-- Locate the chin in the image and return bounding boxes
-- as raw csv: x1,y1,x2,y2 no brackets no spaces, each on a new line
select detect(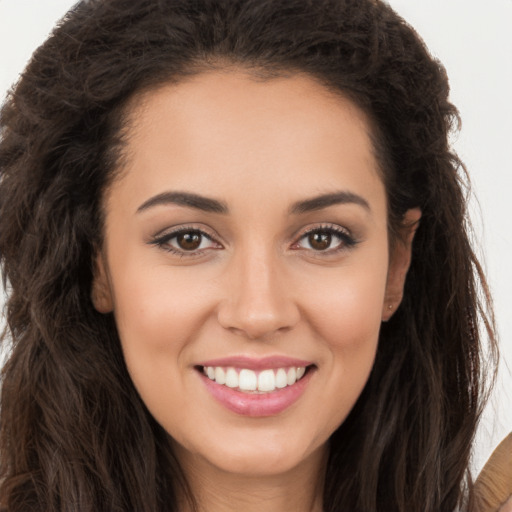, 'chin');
172,428,326,479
